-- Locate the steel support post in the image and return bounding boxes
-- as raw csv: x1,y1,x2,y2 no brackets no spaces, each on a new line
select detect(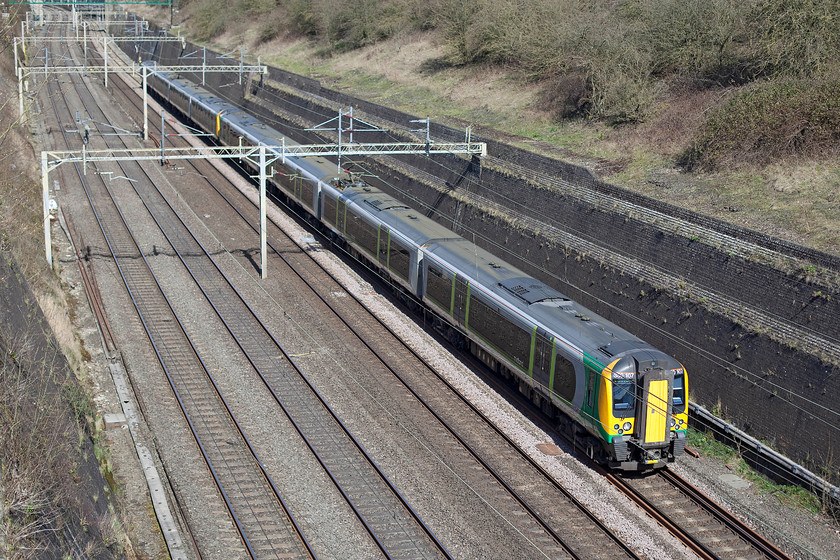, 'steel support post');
104,36,108,88
41,152,52,268
143,66,148,141
13,38,19,81
259,145,267,279
337,110,342,172
160,111,165,164
18,70,23,119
